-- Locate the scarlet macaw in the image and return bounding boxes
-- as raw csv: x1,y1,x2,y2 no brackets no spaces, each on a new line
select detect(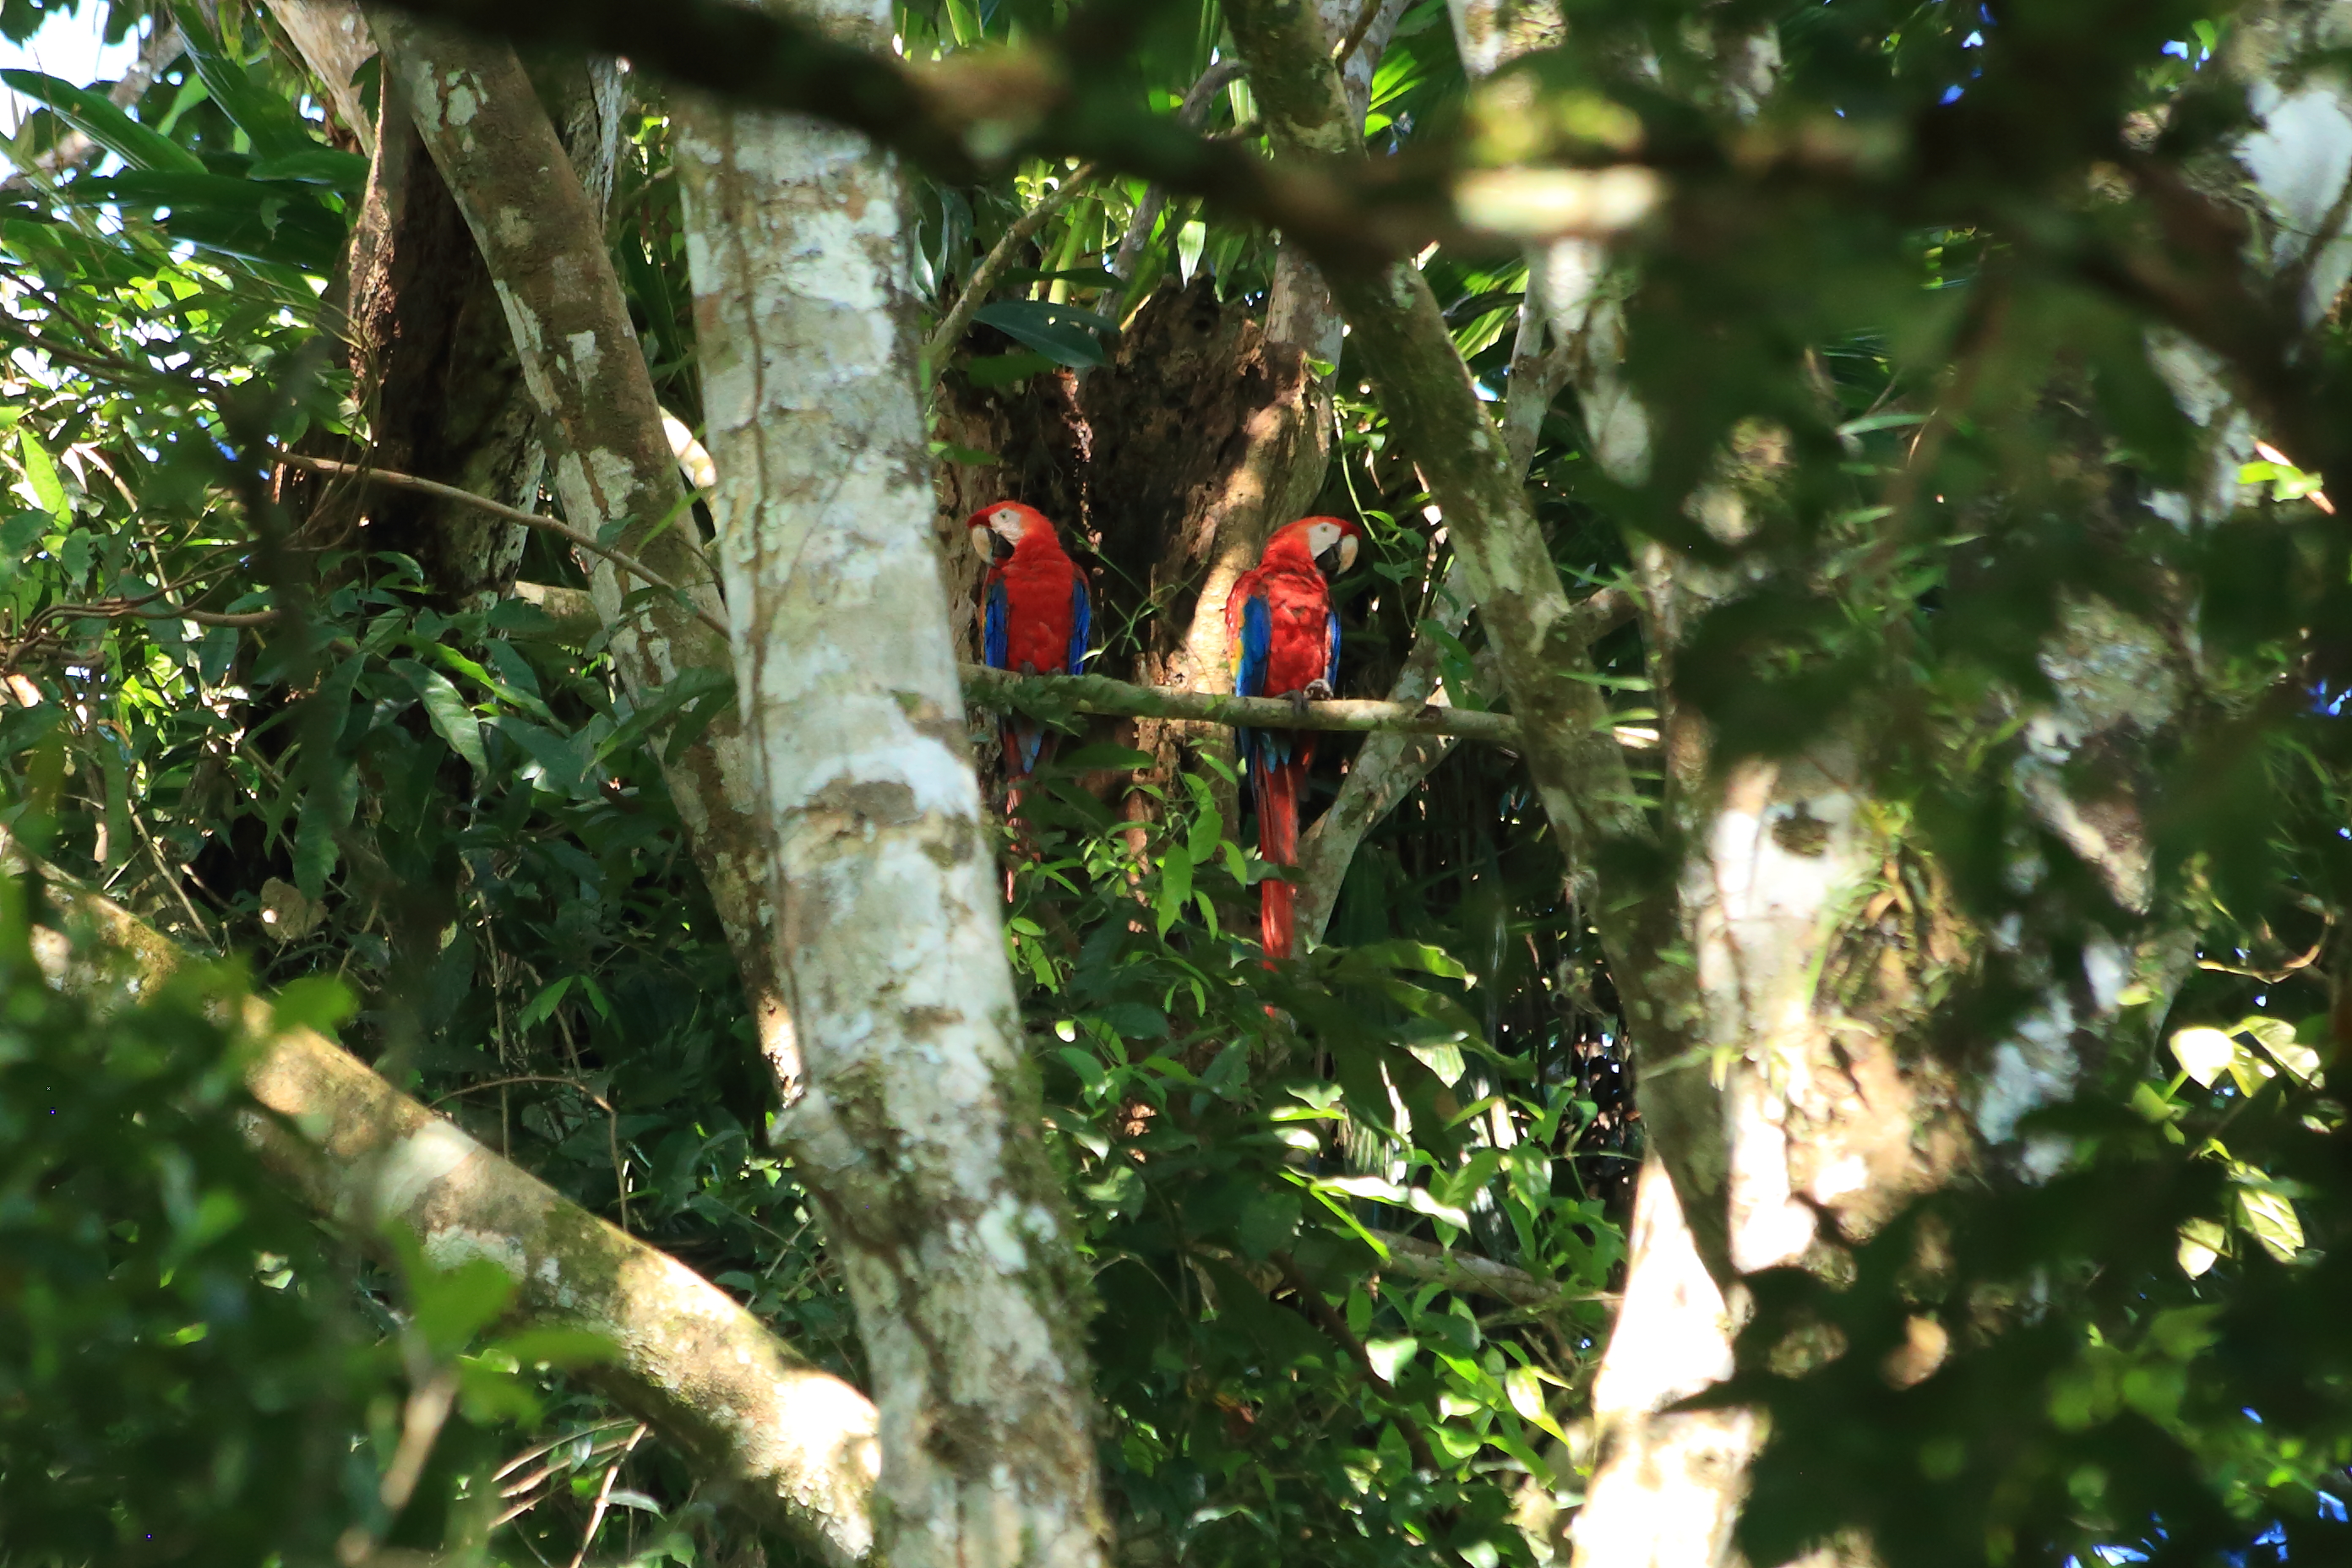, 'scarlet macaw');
968,500,1091,827
1228,514,1361,959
